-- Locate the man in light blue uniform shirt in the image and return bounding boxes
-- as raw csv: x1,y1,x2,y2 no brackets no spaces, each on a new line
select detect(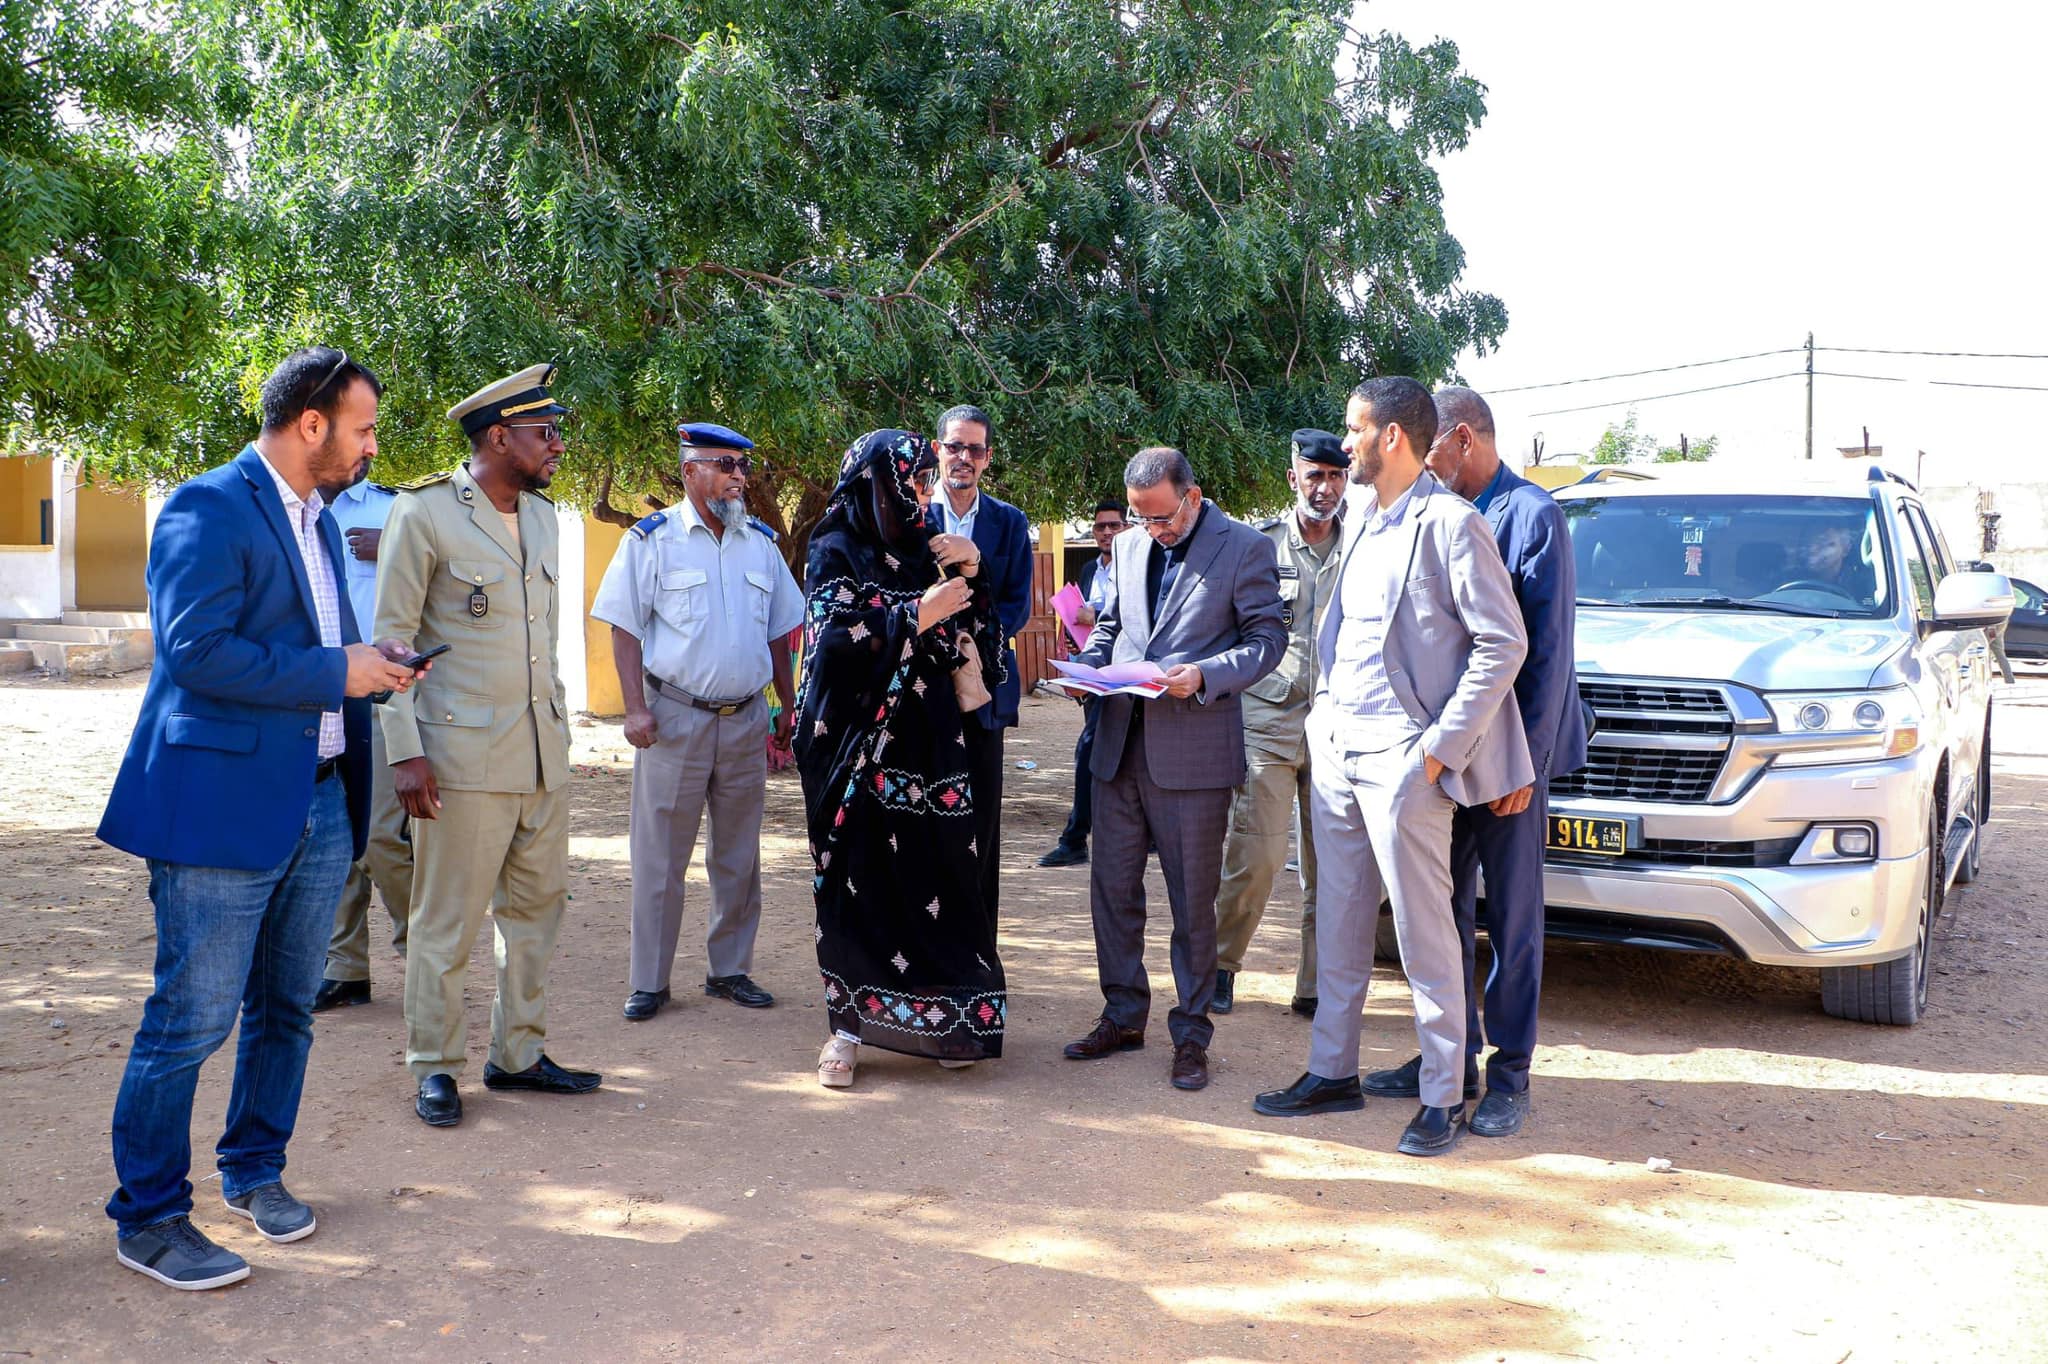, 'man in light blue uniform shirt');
593,422,805,1022
310,466,416,1011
